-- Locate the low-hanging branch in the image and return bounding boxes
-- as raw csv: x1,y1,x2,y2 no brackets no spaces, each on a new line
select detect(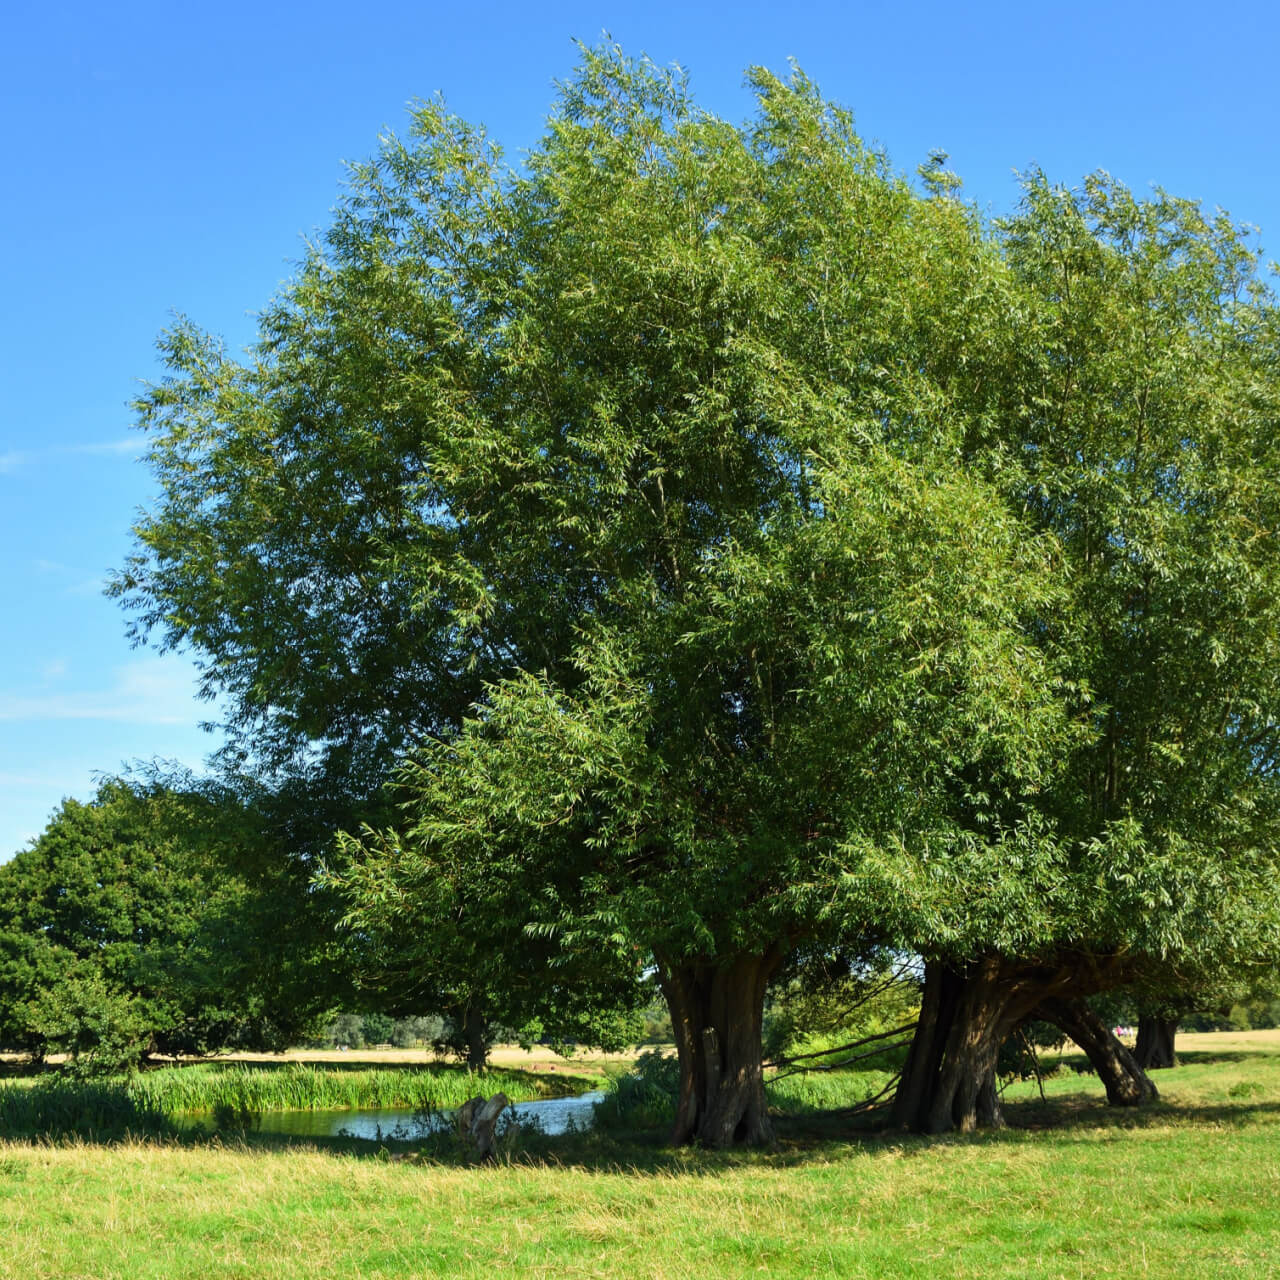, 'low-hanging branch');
821,1070,905,1118
763,1020,917,1075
